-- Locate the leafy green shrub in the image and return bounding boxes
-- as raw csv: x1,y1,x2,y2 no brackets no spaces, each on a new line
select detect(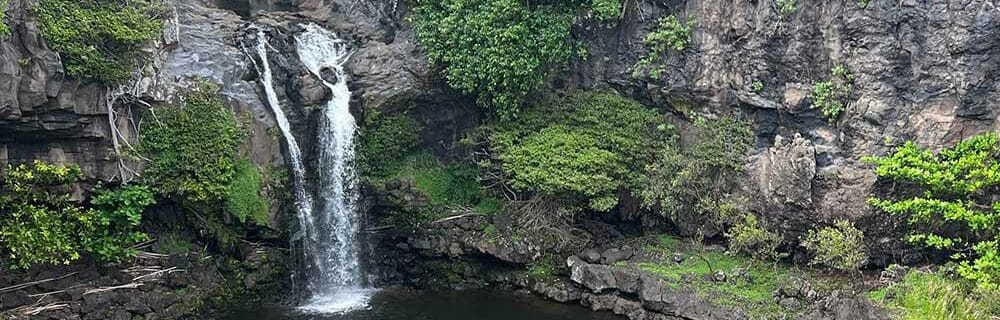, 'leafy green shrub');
873,271,1000,320
777,0,797,17
726,214,786,262
82,185,156,261
640,116,754,231
410,0,579,118
865,133,1000,289
590,0,621,22
140,82,246,204
357,111,423,180
383,153,491,209
633,15,695,78
490,92,670,211
225,160,269,226
801,219,868,271
0,161,153,269
810,65,853,121
0,0,10,37
34,0,165,83
0,161,87,268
